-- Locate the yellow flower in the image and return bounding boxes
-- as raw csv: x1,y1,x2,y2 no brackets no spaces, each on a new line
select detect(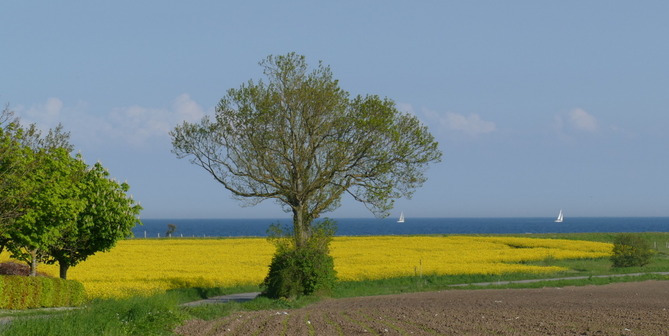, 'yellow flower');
0,236,612,298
